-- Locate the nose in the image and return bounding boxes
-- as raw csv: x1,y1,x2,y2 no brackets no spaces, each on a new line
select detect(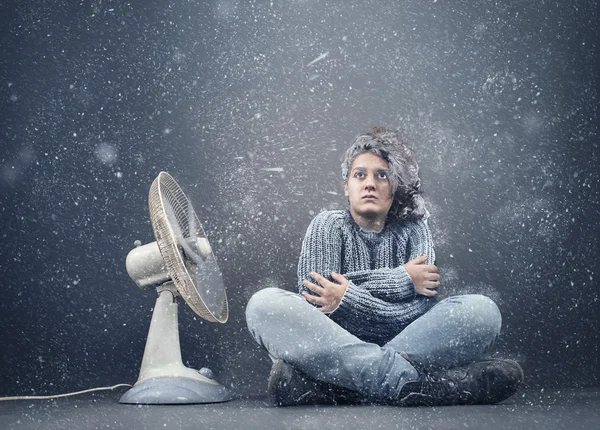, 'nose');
364,174,376,190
